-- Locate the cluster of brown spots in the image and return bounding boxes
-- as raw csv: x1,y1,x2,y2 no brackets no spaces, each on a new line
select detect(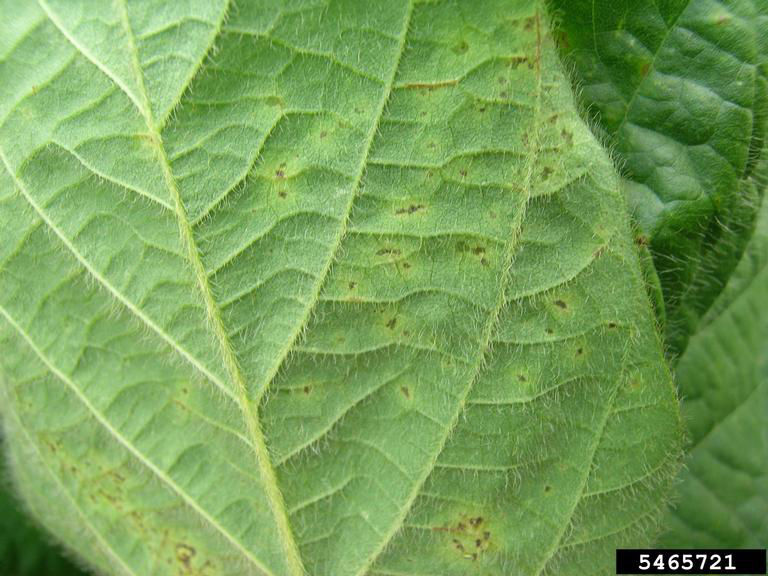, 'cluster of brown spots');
561,128,573,145
400,385,411,399
395,203,425,215
518,374,527,382
434,515,492,561
376,247,401,256
109,471,125,484
303,385,312,395
176,544,196,569
386,317,397,329
548,113,559,124
508,56,528,69
319,130,327,139
541,166,554,180
554,299,567,309
348,281,357,290
545,327,554,335
174,543,213,575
